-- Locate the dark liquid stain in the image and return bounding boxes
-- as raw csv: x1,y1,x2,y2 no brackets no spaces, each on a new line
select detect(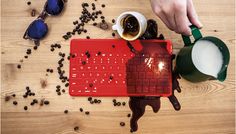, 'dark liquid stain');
122,15,139,38
126,20,182,132
40,79,48,89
